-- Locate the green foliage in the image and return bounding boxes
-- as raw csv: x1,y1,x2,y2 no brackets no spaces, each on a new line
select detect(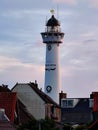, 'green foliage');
17,119,38,130
73,125,87,130
17,118,59,130
63,124,72,130
41,117,59,130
